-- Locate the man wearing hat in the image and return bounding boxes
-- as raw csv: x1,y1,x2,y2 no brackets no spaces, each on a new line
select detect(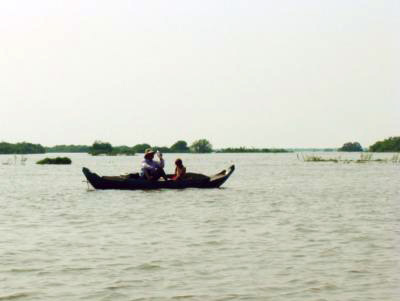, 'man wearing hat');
141,148,168,181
